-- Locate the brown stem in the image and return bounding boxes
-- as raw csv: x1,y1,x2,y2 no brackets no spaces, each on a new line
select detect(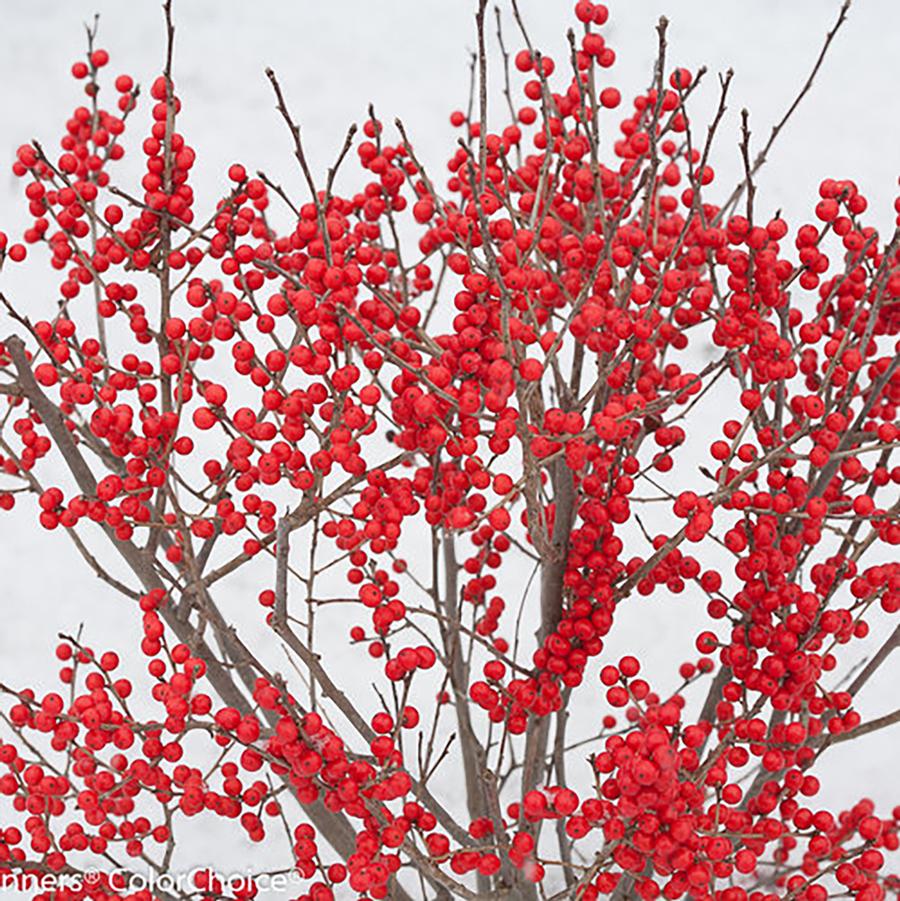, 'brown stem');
520,458,575,826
